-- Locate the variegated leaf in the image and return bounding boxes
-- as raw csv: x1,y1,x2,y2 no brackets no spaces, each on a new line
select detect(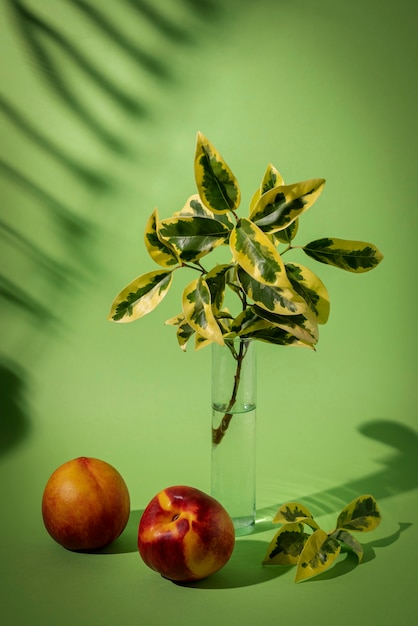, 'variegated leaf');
335,495,381,532
230,218,289,288
231,307,272,337
243,326,313,348
182,277,224,345
331,530,364,562
165,312,184,326
273,502,320,530
144,208,179,267
205,264,232,315
237,266,307,316
173,194,234,230
285,262,330,324
303,238,384,273
273,219,299,244
177,318,195,351
108,270,173,322
295,529,341,583
253,305,319,345
194,132,240,214
194,332,213,351
260,163,285,195
262,523,309,566
249,163,288,229
158,216,229,263
250,178,325,234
